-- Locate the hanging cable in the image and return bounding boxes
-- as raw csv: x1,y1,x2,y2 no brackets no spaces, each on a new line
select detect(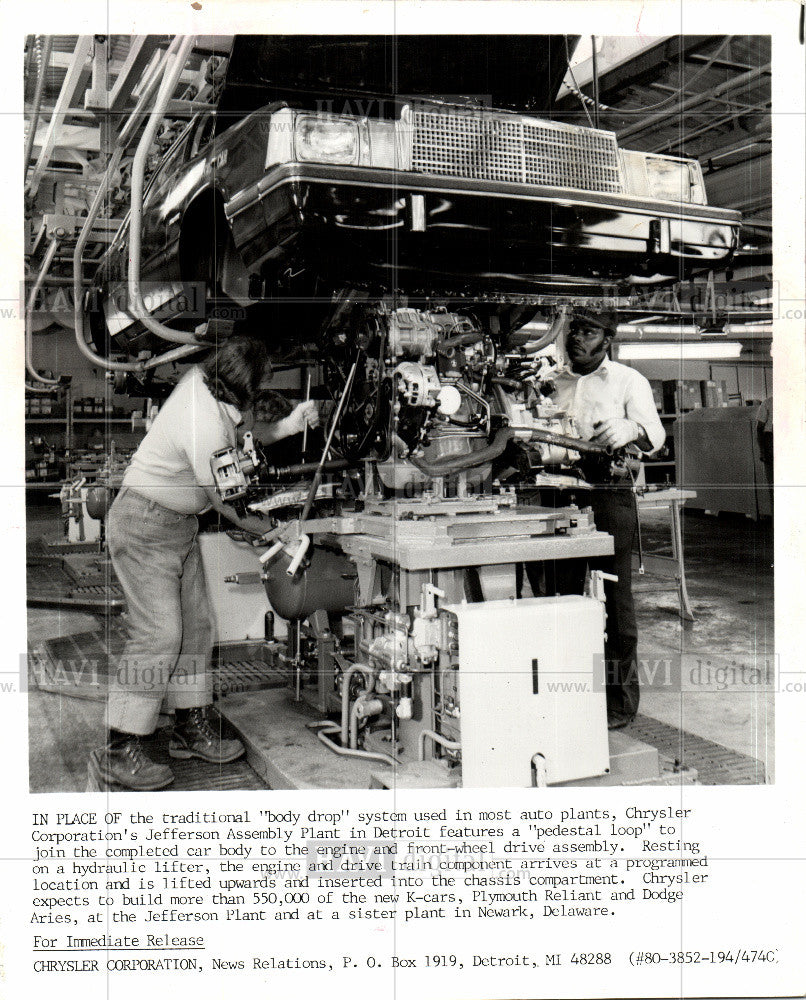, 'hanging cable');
564,36,594,129
616,36,735,117
73,38,206,372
